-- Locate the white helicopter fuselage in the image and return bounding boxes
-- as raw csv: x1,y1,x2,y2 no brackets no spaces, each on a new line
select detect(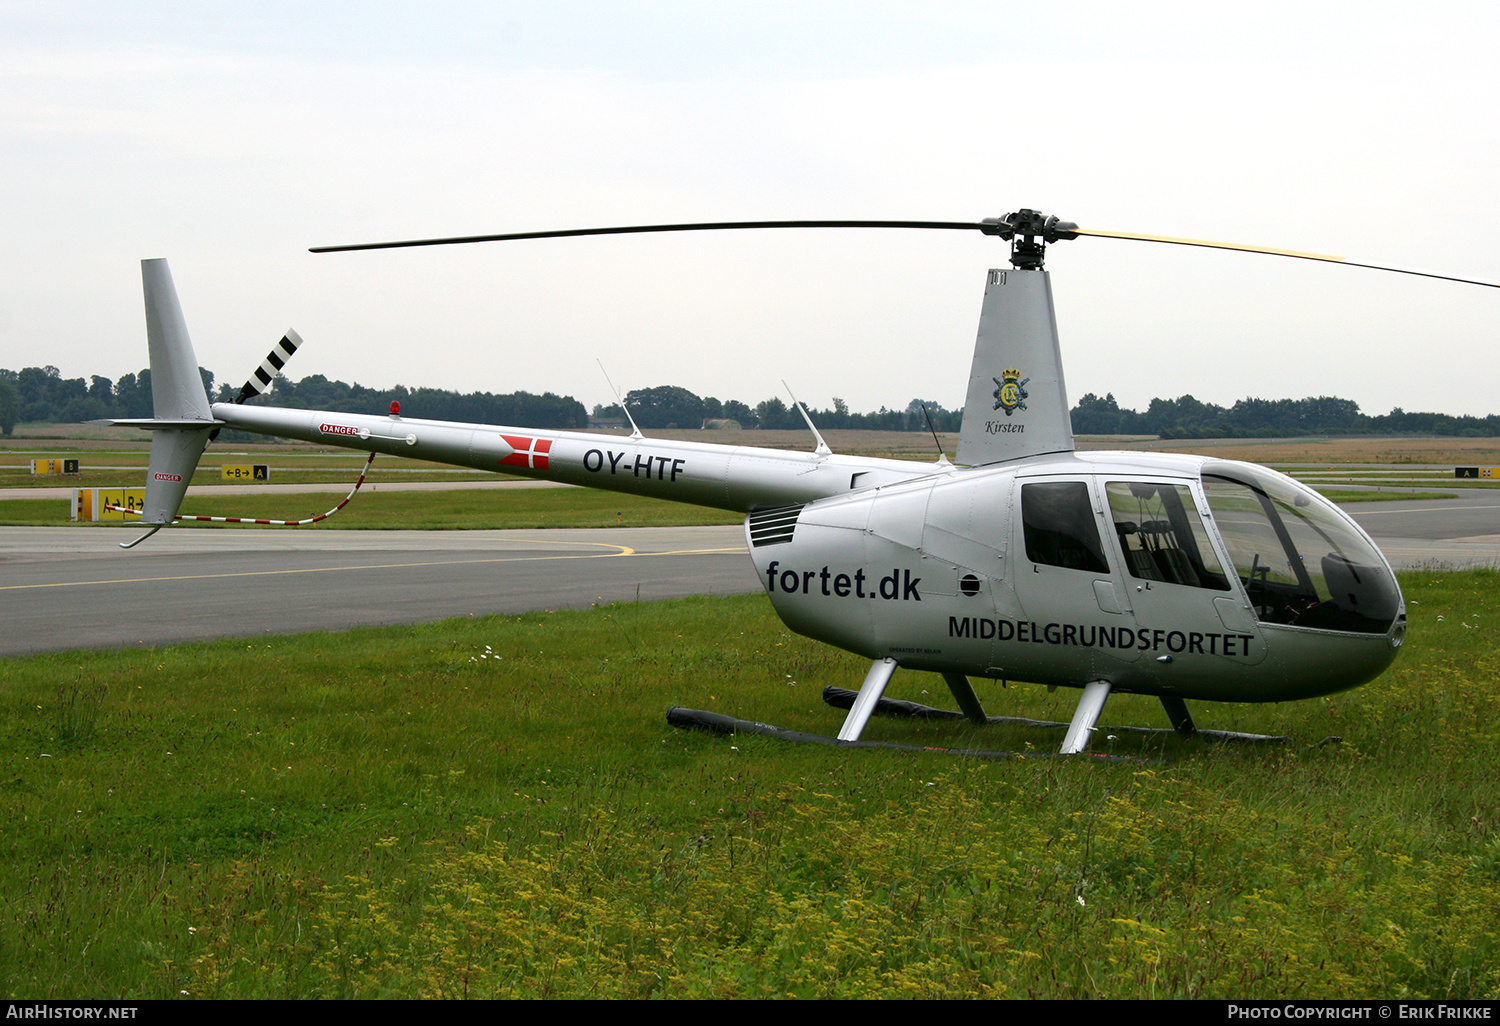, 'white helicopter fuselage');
120,245,1411,752
213,402,1406,707
748,449,1404,705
